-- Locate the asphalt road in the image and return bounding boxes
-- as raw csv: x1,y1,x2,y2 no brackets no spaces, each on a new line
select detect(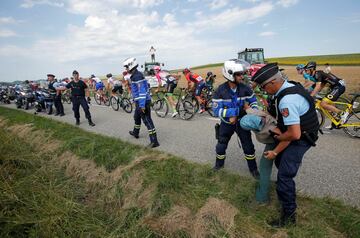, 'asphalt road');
2,103,360,208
